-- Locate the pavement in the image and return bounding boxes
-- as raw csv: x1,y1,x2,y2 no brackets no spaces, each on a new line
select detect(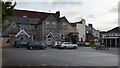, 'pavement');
2,47,119,66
